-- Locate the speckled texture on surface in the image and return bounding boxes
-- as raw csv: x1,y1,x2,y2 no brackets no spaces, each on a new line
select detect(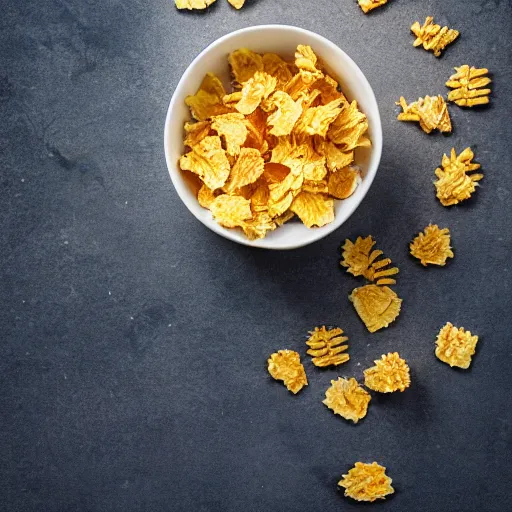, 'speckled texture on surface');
1,1,511,511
